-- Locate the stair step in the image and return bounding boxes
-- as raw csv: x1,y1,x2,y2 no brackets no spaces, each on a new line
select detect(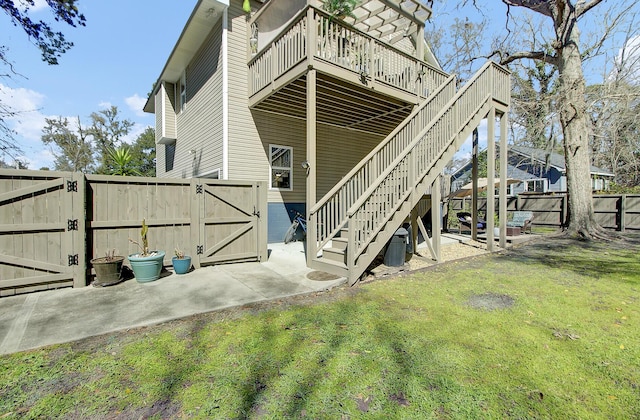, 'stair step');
322,247,346,264
331,237,348,251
